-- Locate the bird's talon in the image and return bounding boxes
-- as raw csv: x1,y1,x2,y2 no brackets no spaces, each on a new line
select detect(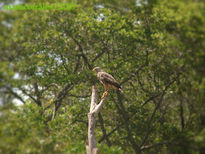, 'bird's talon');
101,91,108,99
